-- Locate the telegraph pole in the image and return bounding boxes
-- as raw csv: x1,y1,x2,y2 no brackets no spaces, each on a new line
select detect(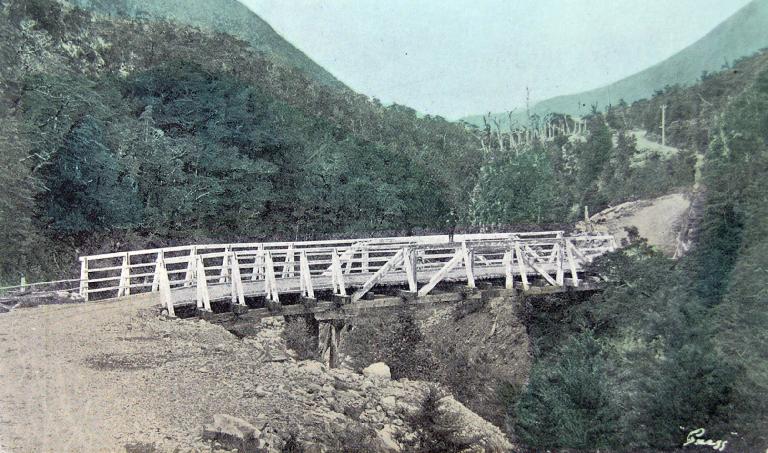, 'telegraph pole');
661,104,667,146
